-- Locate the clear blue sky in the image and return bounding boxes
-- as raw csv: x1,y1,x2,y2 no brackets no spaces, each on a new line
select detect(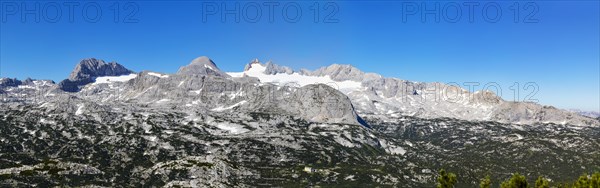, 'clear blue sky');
1,1,598,111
